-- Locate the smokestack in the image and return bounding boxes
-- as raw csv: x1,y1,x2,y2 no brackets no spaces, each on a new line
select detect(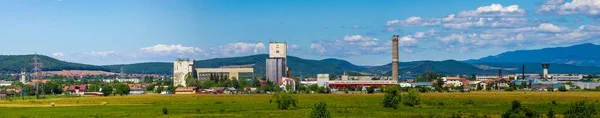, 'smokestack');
522,64,525,80
392,35,399,83
498,69,502,80
542,63,549,79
